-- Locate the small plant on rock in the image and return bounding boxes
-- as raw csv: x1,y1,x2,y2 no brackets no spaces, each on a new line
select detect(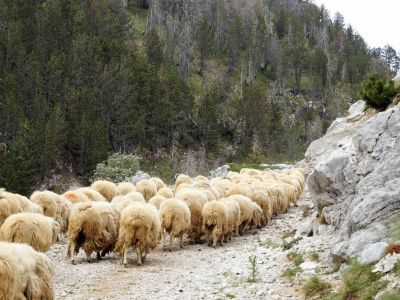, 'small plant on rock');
247,255,259,283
